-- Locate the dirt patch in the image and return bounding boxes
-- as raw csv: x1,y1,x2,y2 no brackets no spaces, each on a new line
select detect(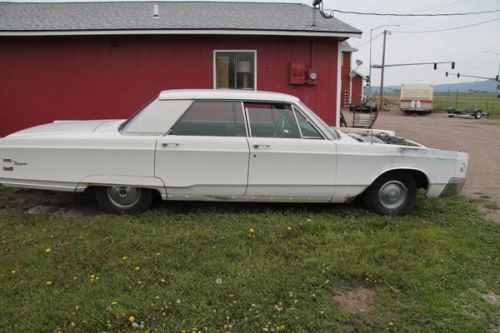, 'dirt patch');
0,189,99,218
333,288,376,314
483,291,500,305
